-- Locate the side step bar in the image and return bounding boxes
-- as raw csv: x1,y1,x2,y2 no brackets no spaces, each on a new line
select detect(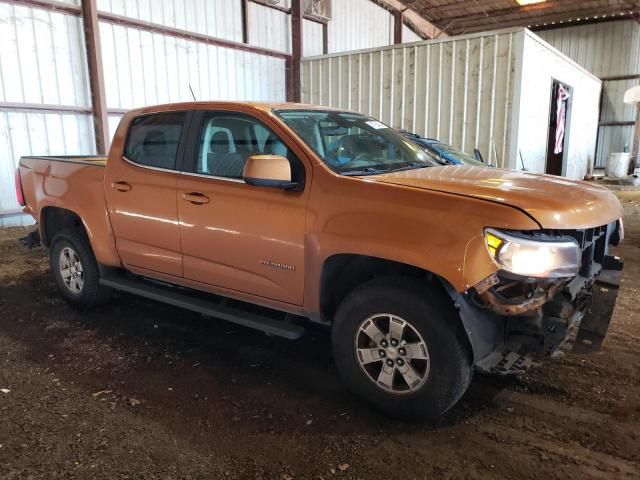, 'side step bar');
99,273,305,340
